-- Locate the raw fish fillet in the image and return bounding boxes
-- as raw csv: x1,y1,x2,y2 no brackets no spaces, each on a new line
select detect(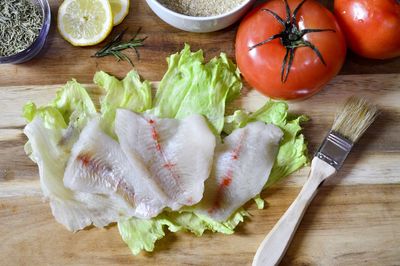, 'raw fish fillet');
64,118,167,219
194,122,283,221
115,109,216,210
24,117,128,231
